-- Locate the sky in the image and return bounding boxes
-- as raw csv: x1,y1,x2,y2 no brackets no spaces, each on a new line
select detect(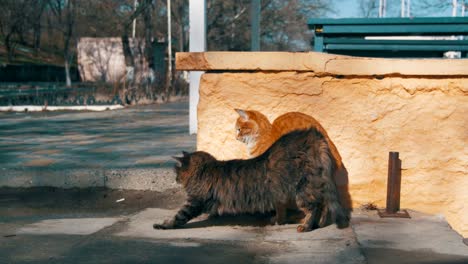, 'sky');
333,0,455,18
335,0,360,18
